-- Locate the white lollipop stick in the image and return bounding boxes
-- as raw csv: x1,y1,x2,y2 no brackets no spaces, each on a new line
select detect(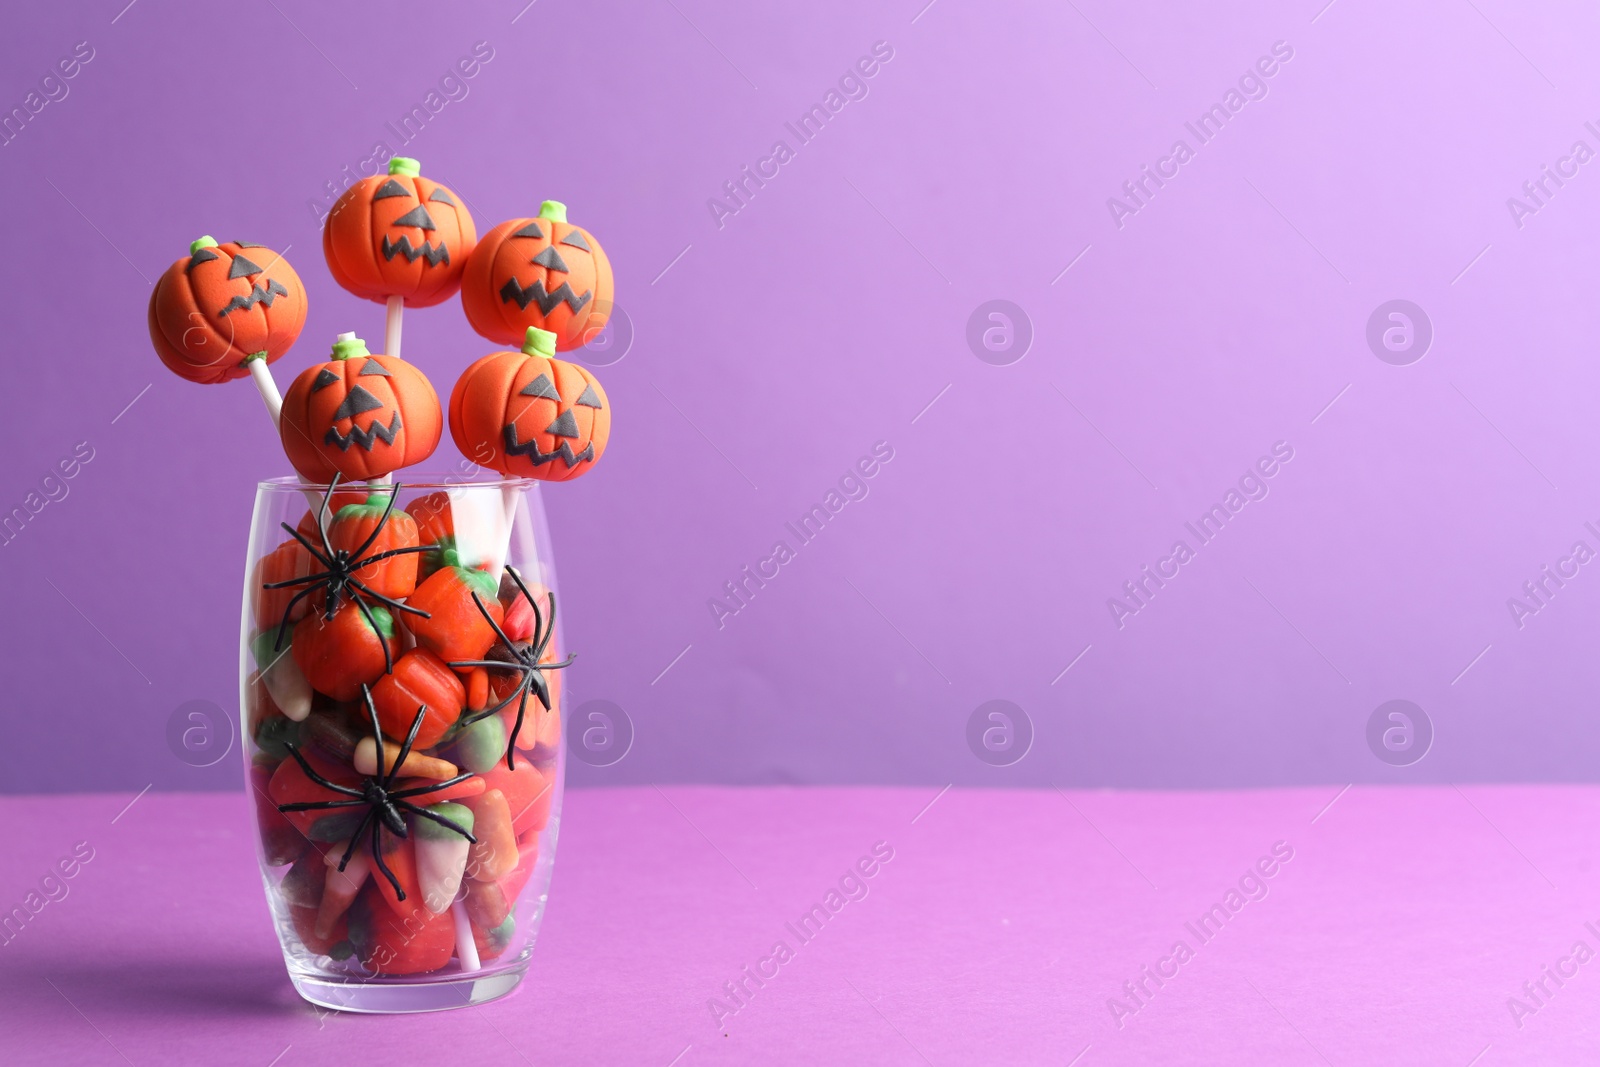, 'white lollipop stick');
385,295,403,359
452,898,480,972
244,354,283,427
